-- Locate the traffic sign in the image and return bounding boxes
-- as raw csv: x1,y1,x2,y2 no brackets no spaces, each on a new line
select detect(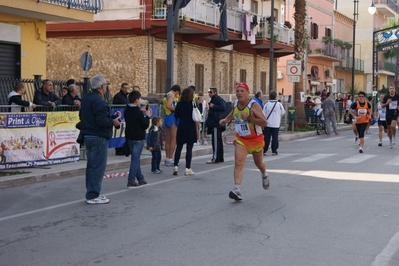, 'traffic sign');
81,51,92,77
288,76,300,82
286,60,302,76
